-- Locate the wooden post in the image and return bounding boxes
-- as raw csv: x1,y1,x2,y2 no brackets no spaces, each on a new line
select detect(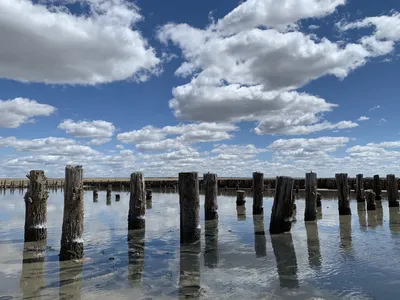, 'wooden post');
335,173,351,215
304,172,317,221
269,176,294,234
356,174,365,202
366,190,376,211
24,170,48,242
115,194,120,201
128,172,146,230
179,172,200,244
60,165,84,261
252,172,264,215
106,184,112,200
373,175,382,200
93,189,98,202
316,192,322,207
387,174,399,207
204,173,218,220
236,190,246,206
146,189,152,200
